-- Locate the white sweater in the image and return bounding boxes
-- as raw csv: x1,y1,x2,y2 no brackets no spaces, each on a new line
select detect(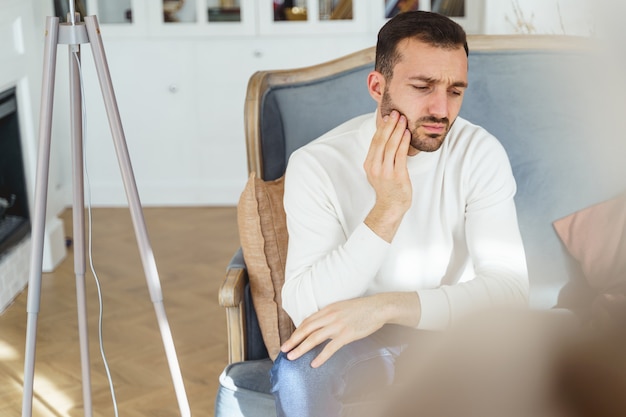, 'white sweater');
282,113,529,329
